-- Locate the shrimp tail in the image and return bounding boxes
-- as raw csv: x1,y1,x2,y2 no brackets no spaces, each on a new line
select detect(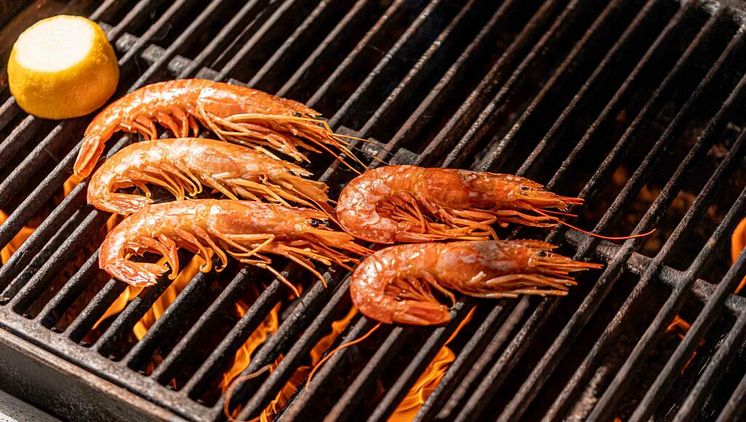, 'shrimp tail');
75,134,106,178
103,259,168,287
